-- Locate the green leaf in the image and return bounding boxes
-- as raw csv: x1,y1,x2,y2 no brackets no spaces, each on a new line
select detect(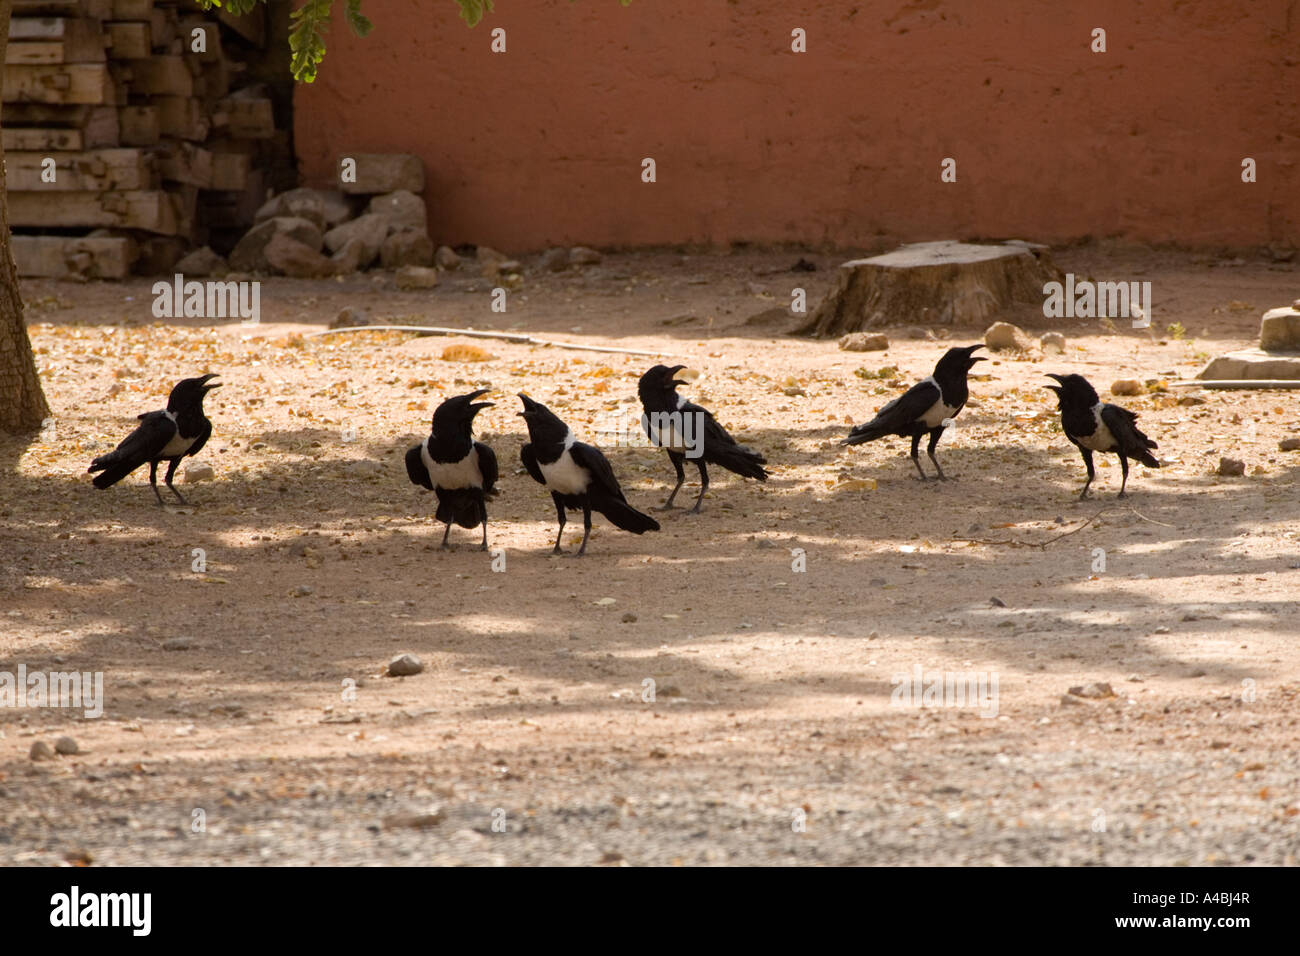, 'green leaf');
289,0,332,83
345,0,374,37
456,0,495,28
